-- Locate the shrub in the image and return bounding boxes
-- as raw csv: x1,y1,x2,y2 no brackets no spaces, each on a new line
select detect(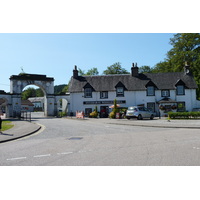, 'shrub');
109,111,115,119
168,111,200,119
59,112,66,117
89,111,98,118
89,106,98,118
